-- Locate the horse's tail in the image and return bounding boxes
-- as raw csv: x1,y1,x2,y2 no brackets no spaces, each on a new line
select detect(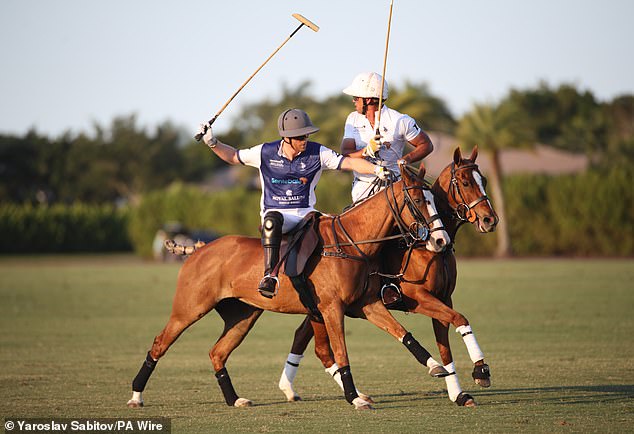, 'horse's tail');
164,239,206,256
